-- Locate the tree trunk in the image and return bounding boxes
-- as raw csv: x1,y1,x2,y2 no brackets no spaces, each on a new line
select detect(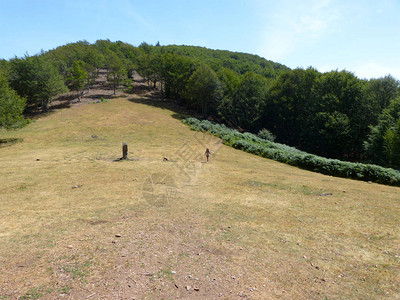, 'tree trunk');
41,99,49,112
